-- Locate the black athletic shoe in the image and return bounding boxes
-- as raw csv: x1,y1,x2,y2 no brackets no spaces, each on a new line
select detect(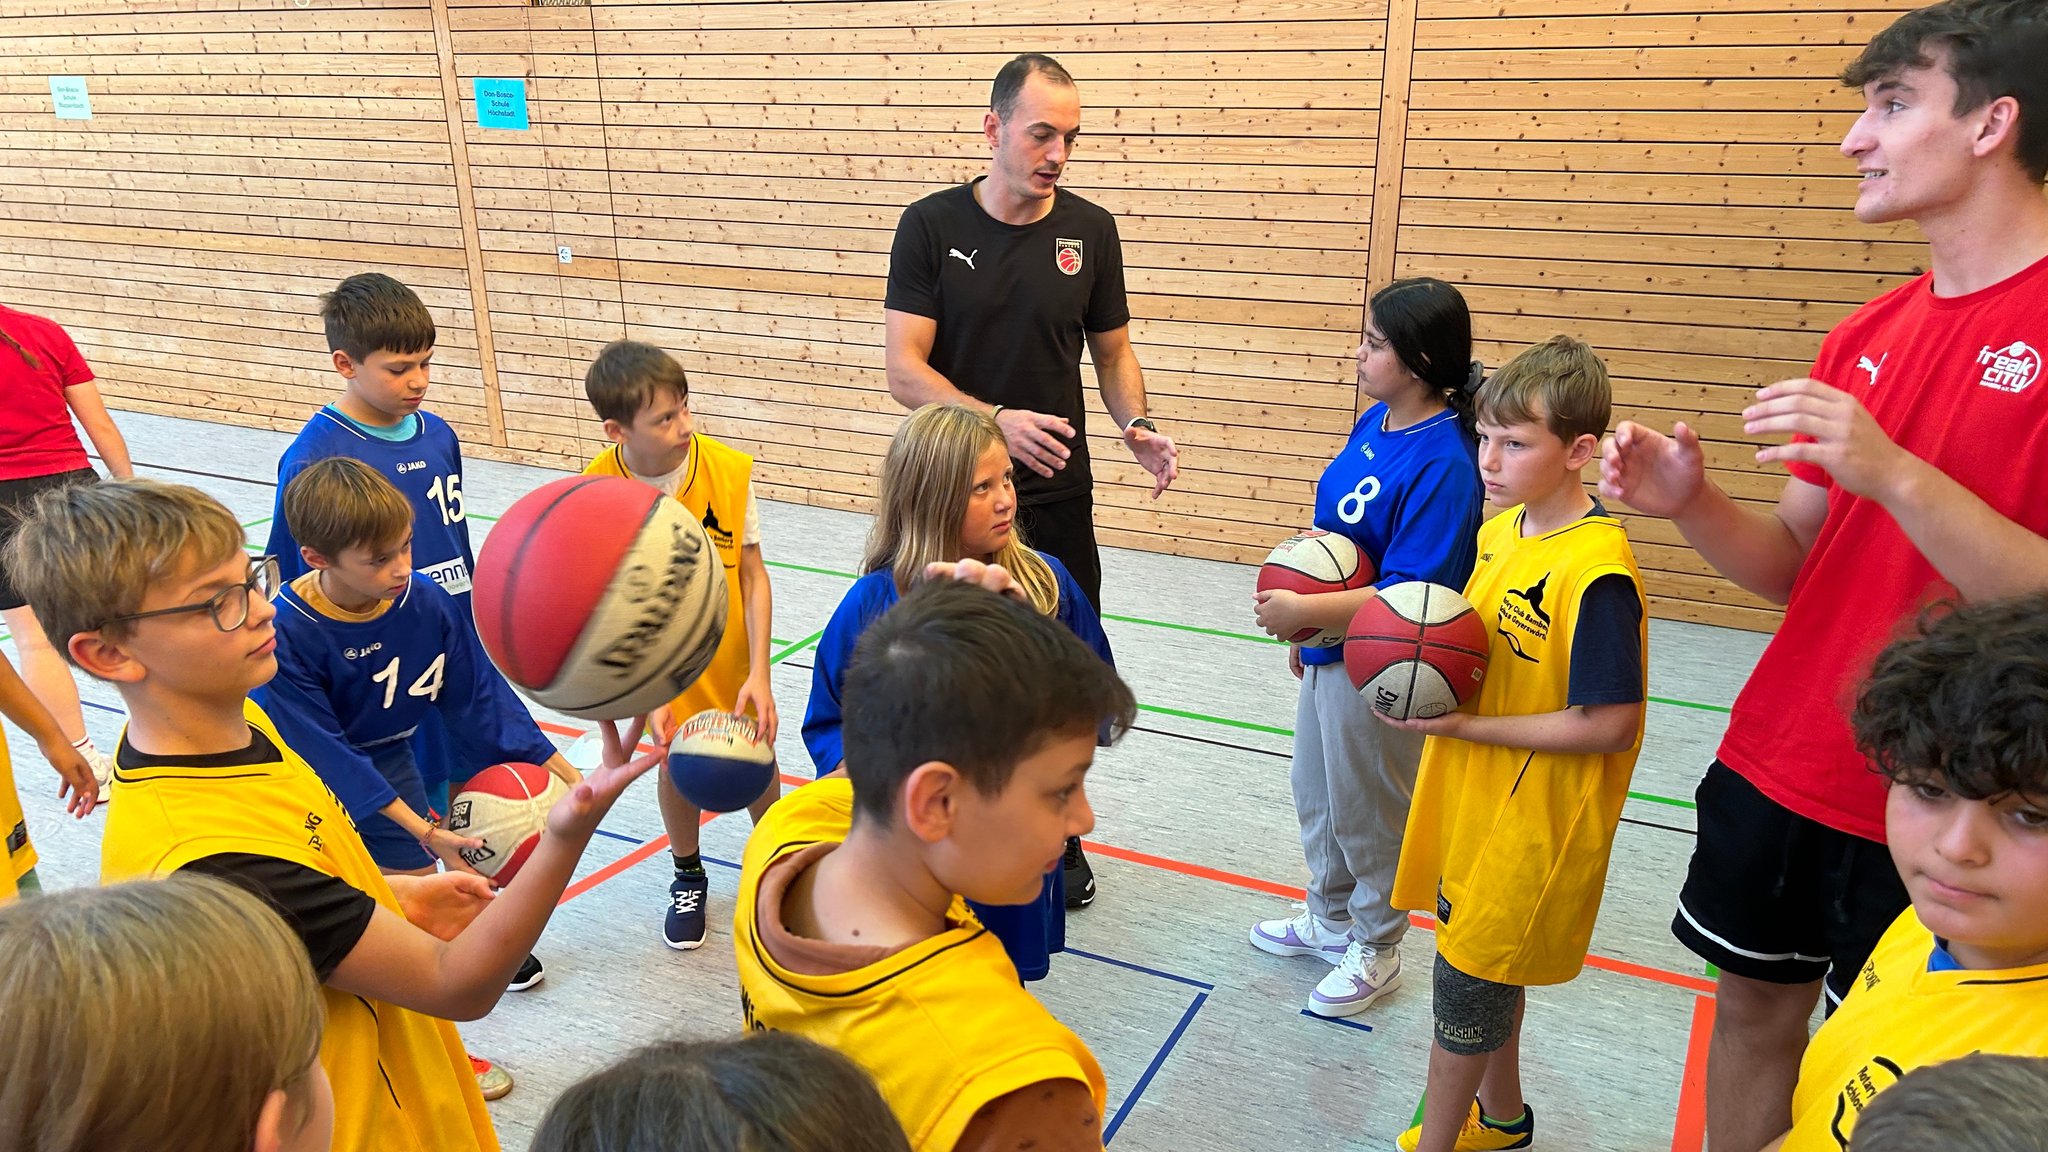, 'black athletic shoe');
666,872,710,951
1063,837,1095,909
507,953,545,992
